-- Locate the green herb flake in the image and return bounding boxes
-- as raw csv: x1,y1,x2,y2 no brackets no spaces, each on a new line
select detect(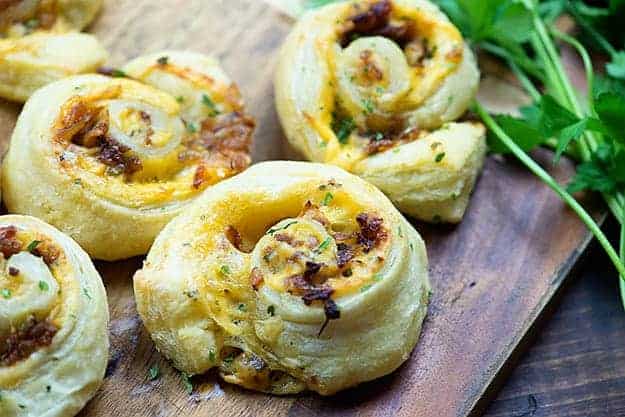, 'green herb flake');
82,287,92,300
202,94,221,116
209,350,216,362
435,152,446,163
38,280,49,291
267,305,275,316
332,116,356,144
322,192,334,206
148,364,160,381
176,96,185,103
185,121,197,133
238,303,247,312
27,240,41,253
373,273,383,282
315,237,332,254
360,284,373,293
181,372,193,394
1,289,11,299
111,69,127,78
220,265,231,275
362,99,375,115
267,221,297,235
157,56,169,65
